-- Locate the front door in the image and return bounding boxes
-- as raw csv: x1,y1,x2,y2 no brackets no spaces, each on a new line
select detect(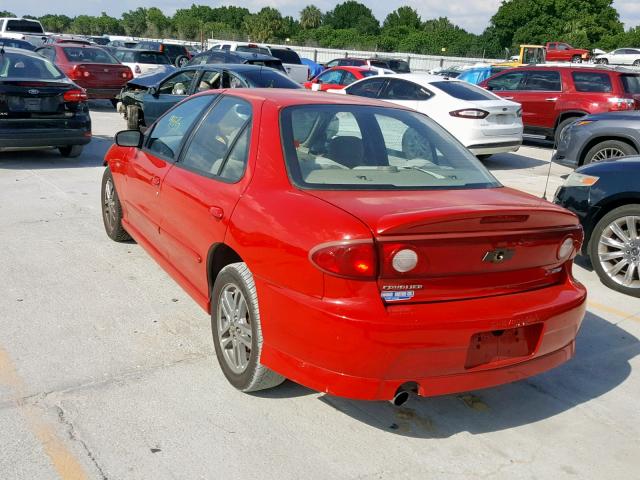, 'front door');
143,69,199,126
124,94,215,247
158,95,256,298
